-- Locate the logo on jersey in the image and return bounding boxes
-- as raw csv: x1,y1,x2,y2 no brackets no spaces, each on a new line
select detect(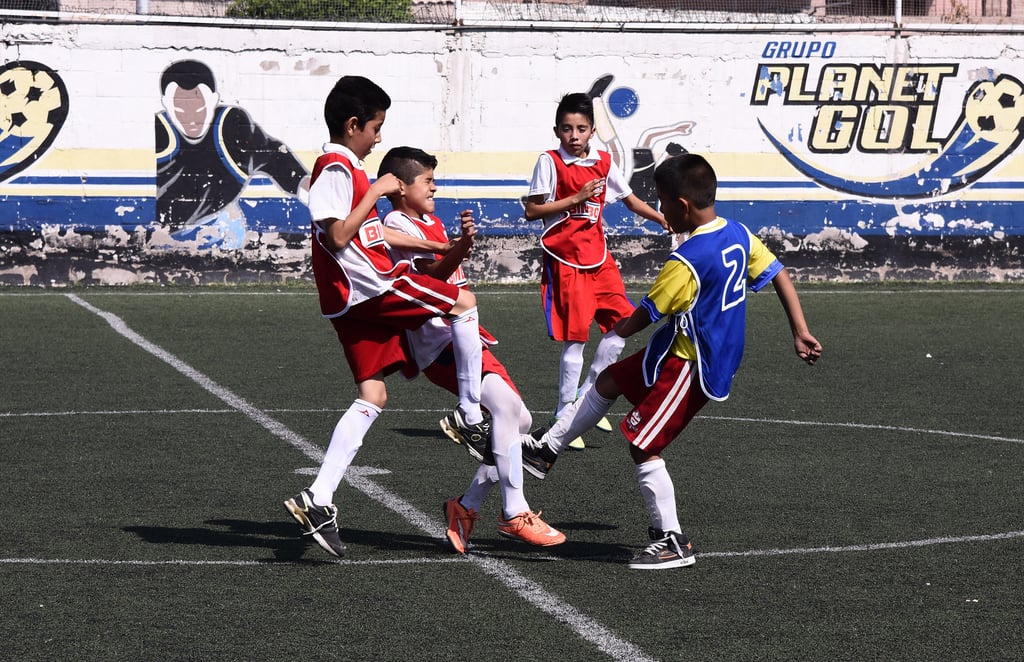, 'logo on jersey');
752,44,1024,199
568,200,602,223
359,219,386,247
